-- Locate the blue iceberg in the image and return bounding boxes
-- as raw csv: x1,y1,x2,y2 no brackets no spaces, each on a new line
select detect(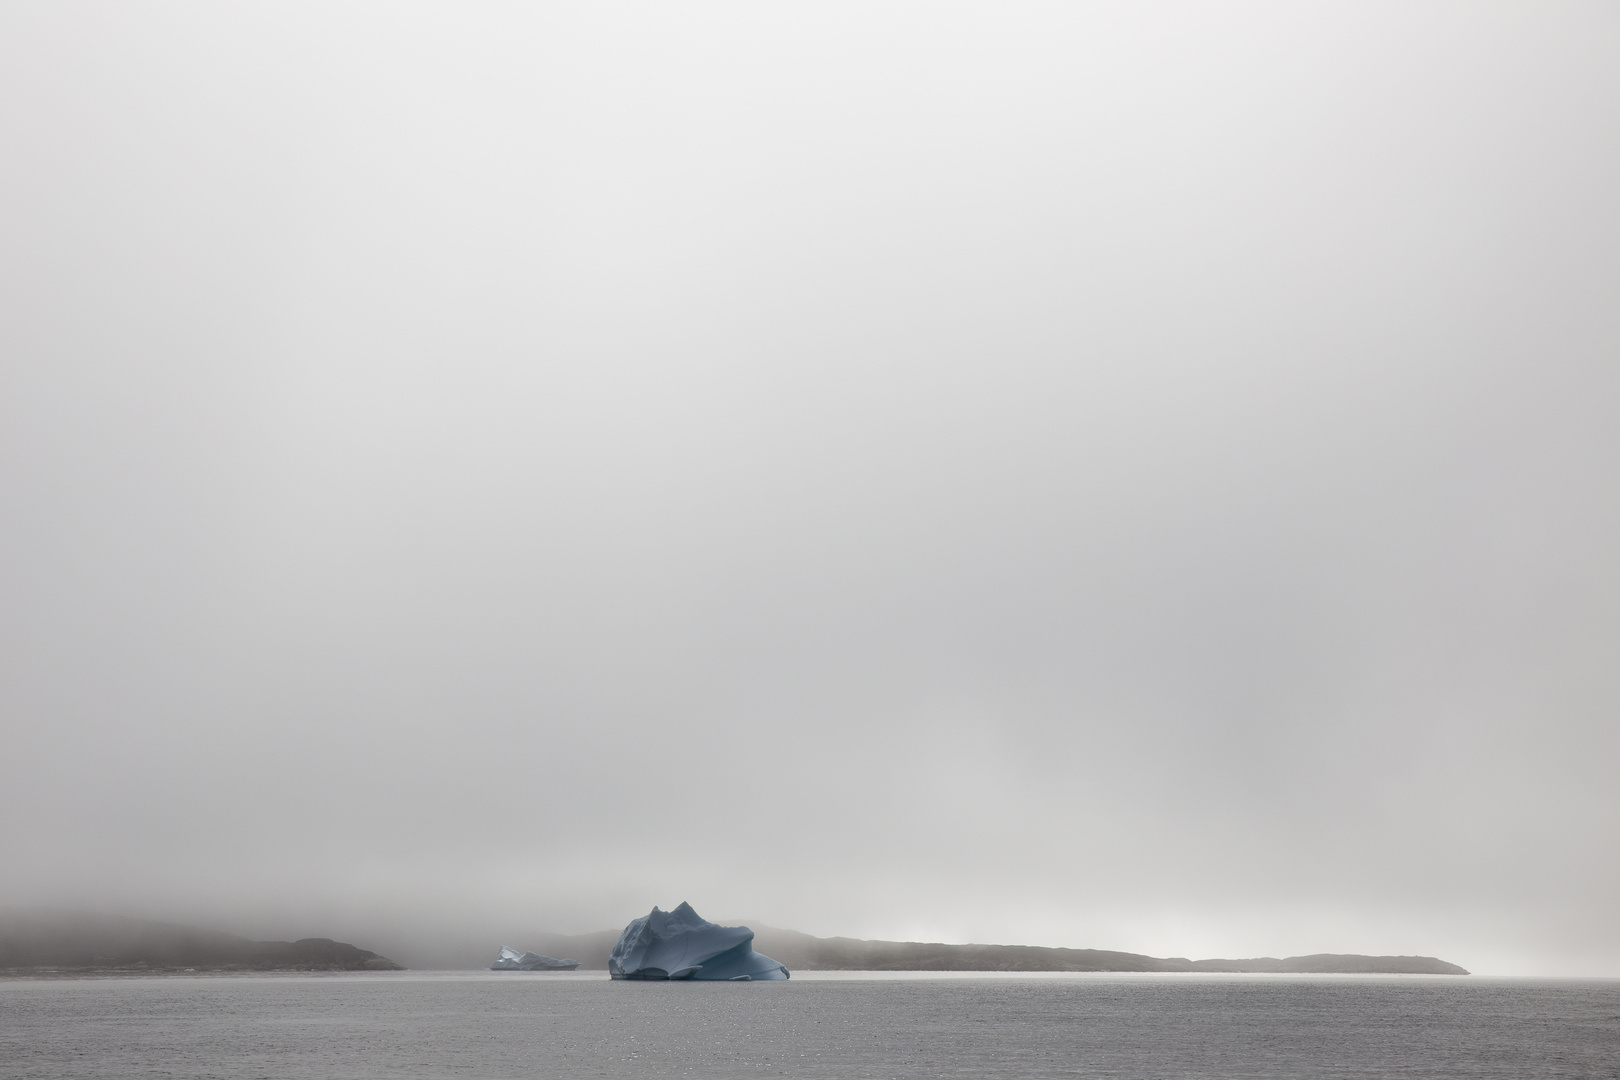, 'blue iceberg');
490,945,580,971
609,903,789,980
